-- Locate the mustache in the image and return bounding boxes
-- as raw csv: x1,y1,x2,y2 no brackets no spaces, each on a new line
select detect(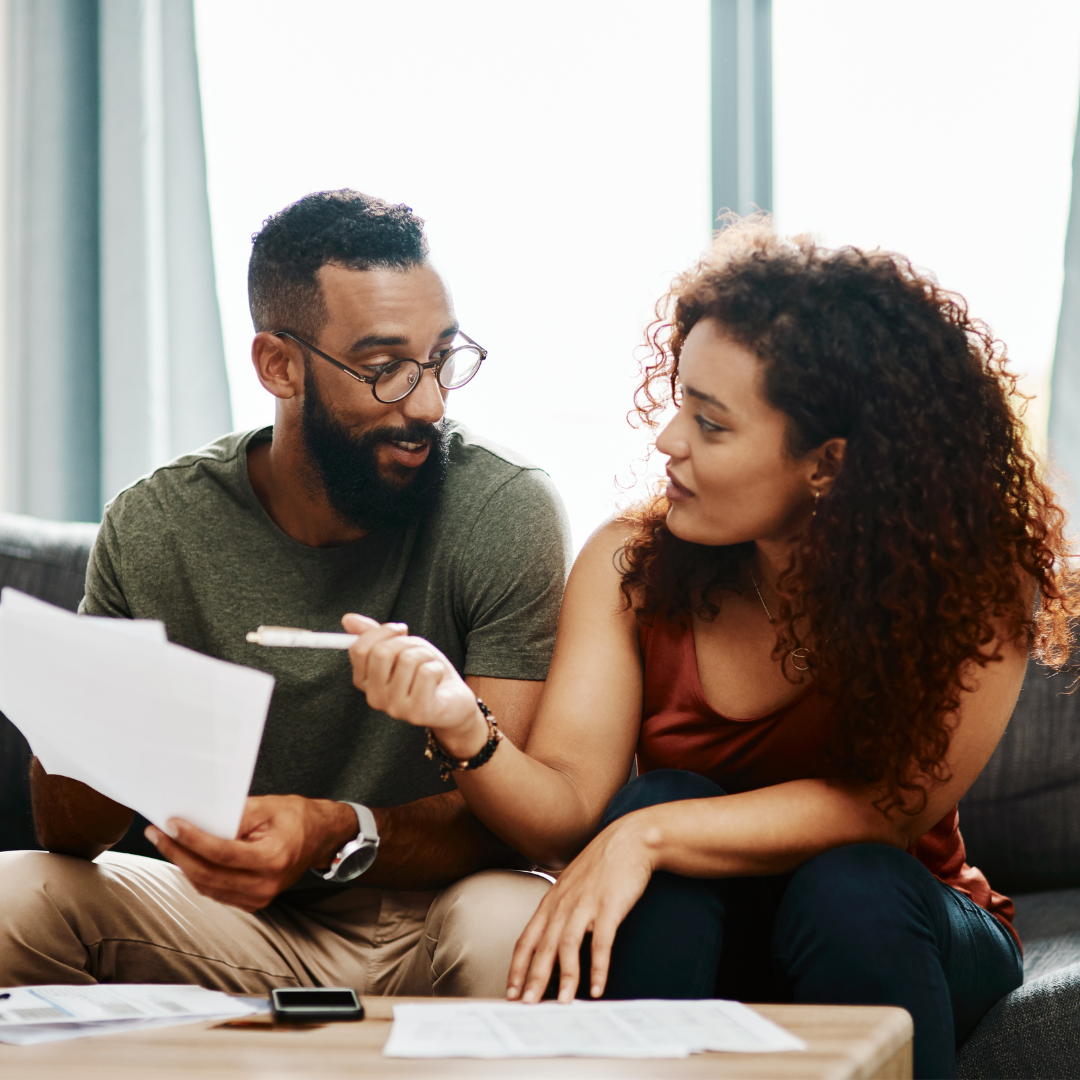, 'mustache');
365,420,445,447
